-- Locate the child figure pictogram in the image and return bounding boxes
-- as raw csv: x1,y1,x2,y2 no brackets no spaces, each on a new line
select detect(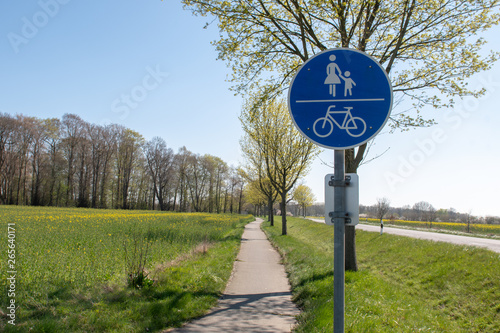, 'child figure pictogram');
340,71,356,96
